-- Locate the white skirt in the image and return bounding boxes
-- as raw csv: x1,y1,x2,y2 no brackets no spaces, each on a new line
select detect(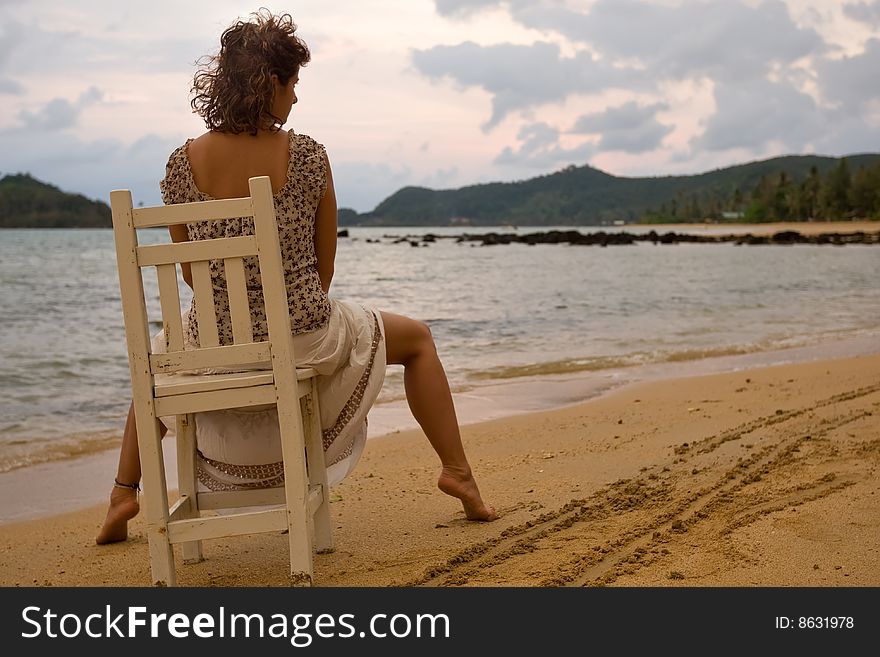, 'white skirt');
153,300,386,490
